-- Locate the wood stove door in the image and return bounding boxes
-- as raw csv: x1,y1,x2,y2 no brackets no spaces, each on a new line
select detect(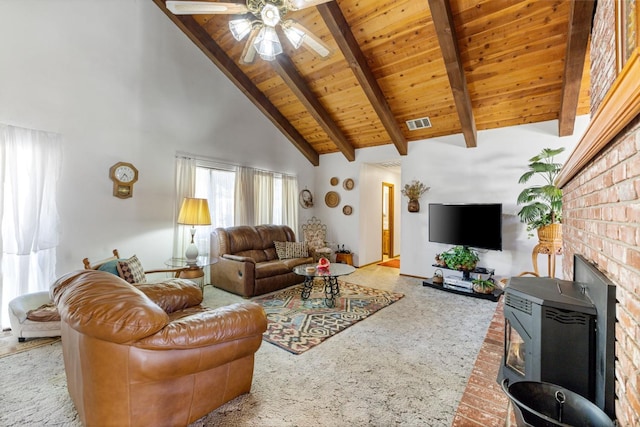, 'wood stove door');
505,318,526,376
